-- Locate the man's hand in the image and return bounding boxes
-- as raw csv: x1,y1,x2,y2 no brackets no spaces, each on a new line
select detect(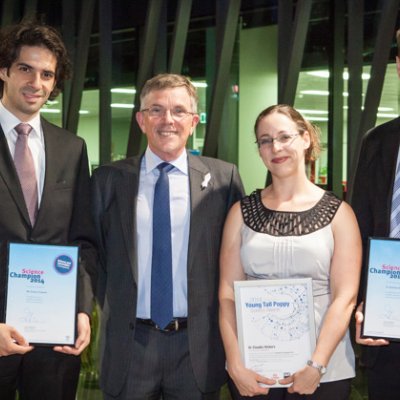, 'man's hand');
53,313,91,355
0,323,34,356
355,302,389,346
